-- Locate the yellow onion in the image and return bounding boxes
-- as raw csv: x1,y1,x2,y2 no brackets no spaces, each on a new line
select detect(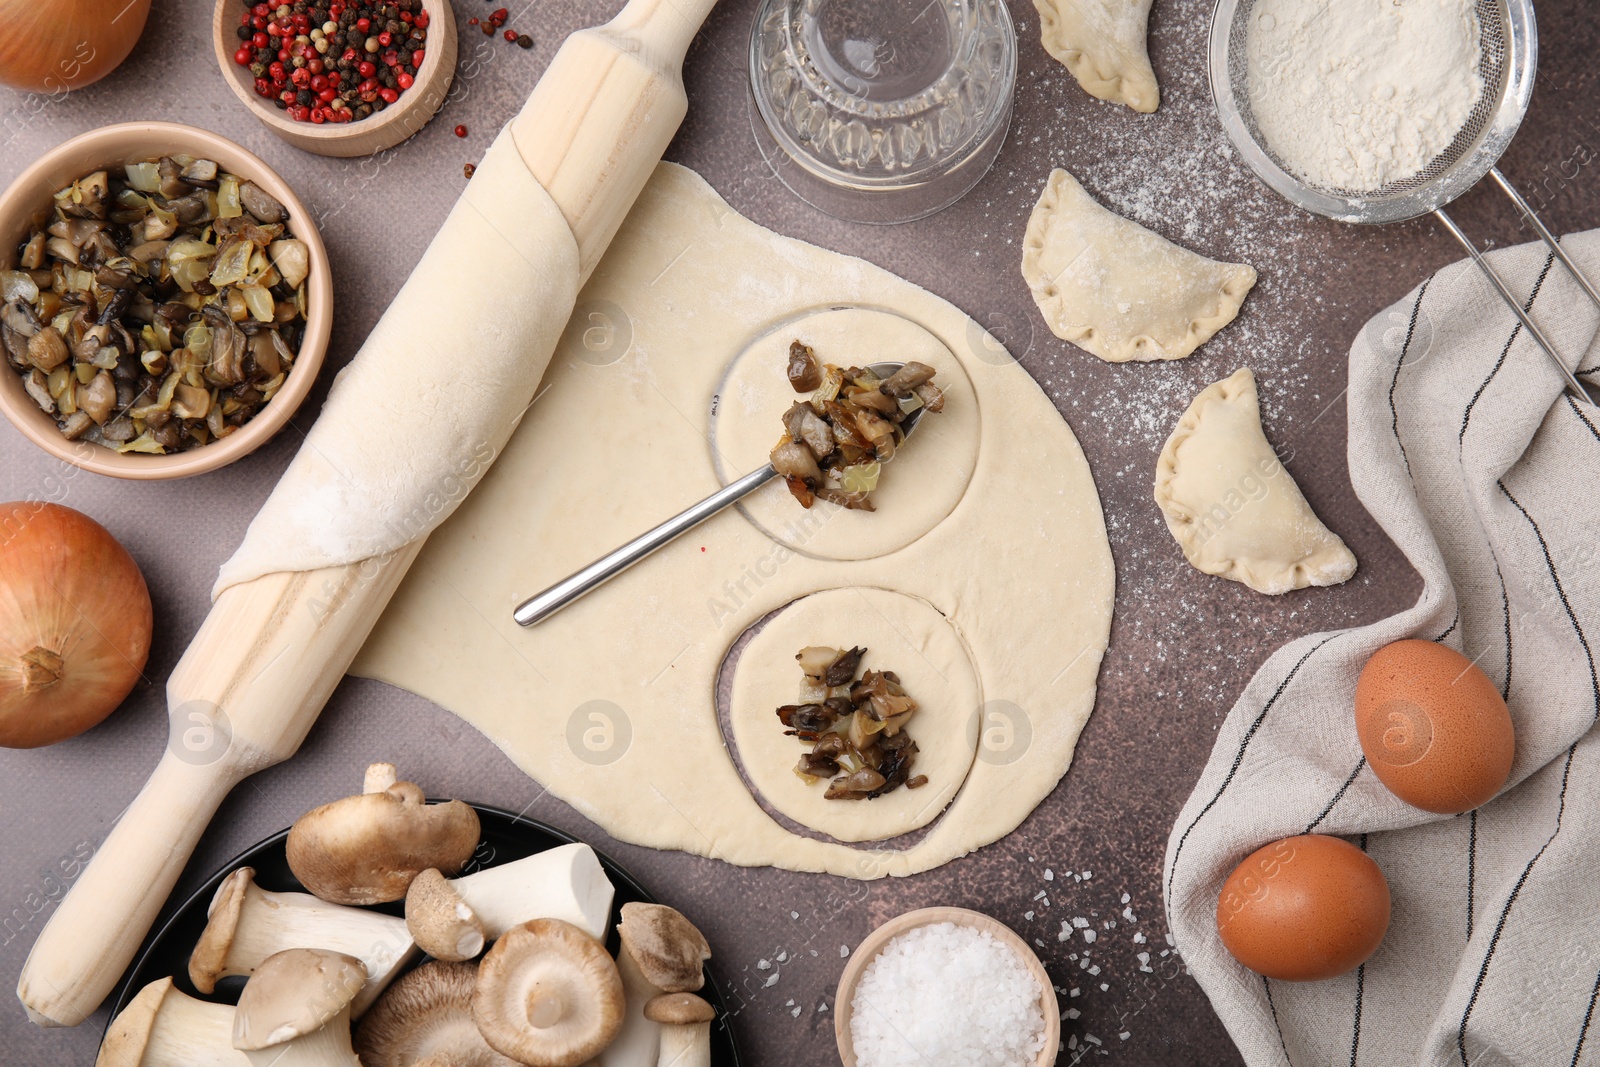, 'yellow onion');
0,0,153,94
0,503,152,748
